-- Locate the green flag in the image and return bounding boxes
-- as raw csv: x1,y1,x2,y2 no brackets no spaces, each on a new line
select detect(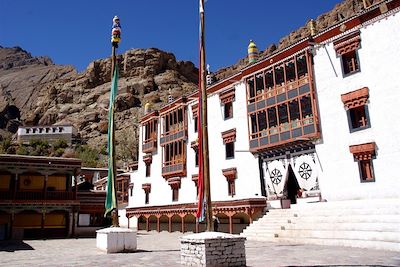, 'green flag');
105,66,119,216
